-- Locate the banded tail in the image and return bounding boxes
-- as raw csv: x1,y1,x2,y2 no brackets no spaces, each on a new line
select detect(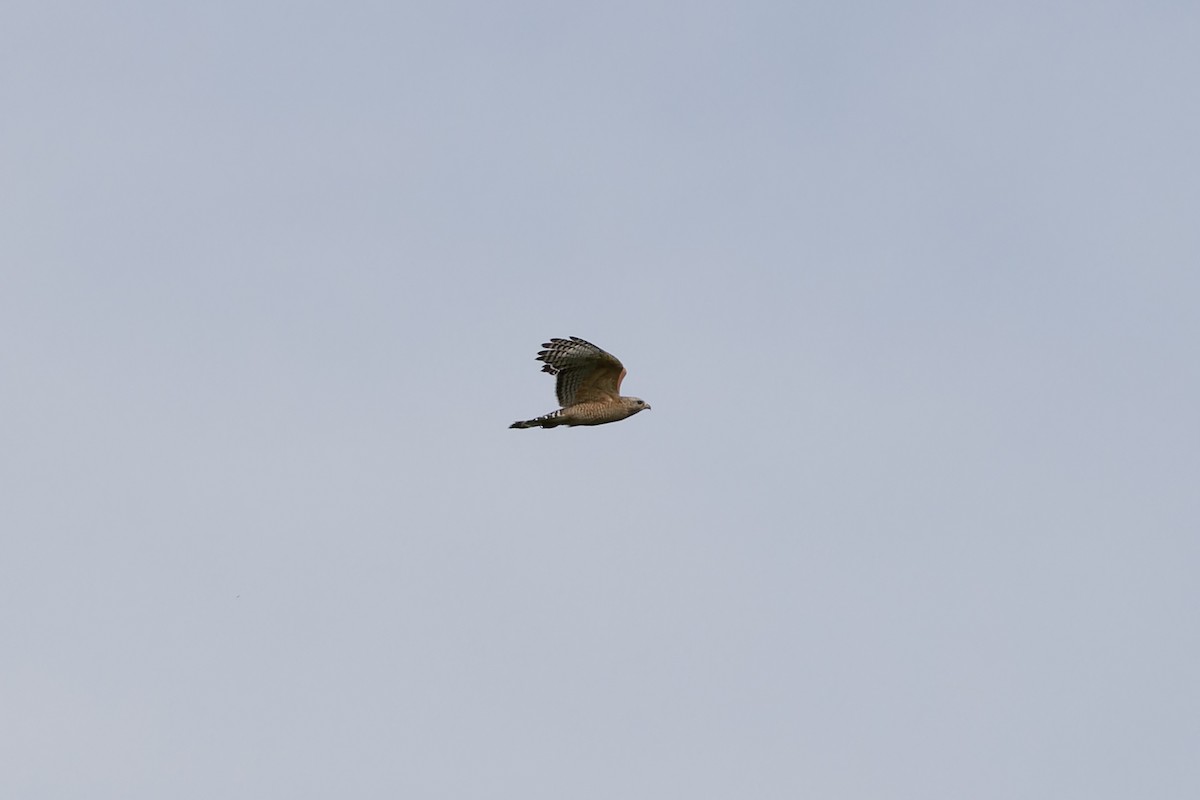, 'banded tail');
510,410,565,429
